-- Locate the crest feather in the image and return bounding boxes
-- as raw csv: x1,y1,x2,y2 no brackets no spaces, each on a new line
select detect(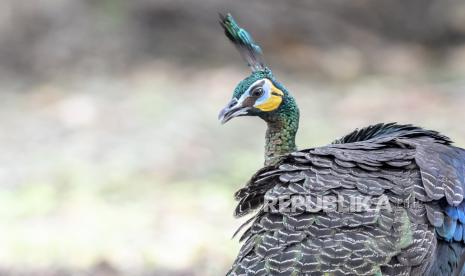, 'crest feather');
219,13,266,72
